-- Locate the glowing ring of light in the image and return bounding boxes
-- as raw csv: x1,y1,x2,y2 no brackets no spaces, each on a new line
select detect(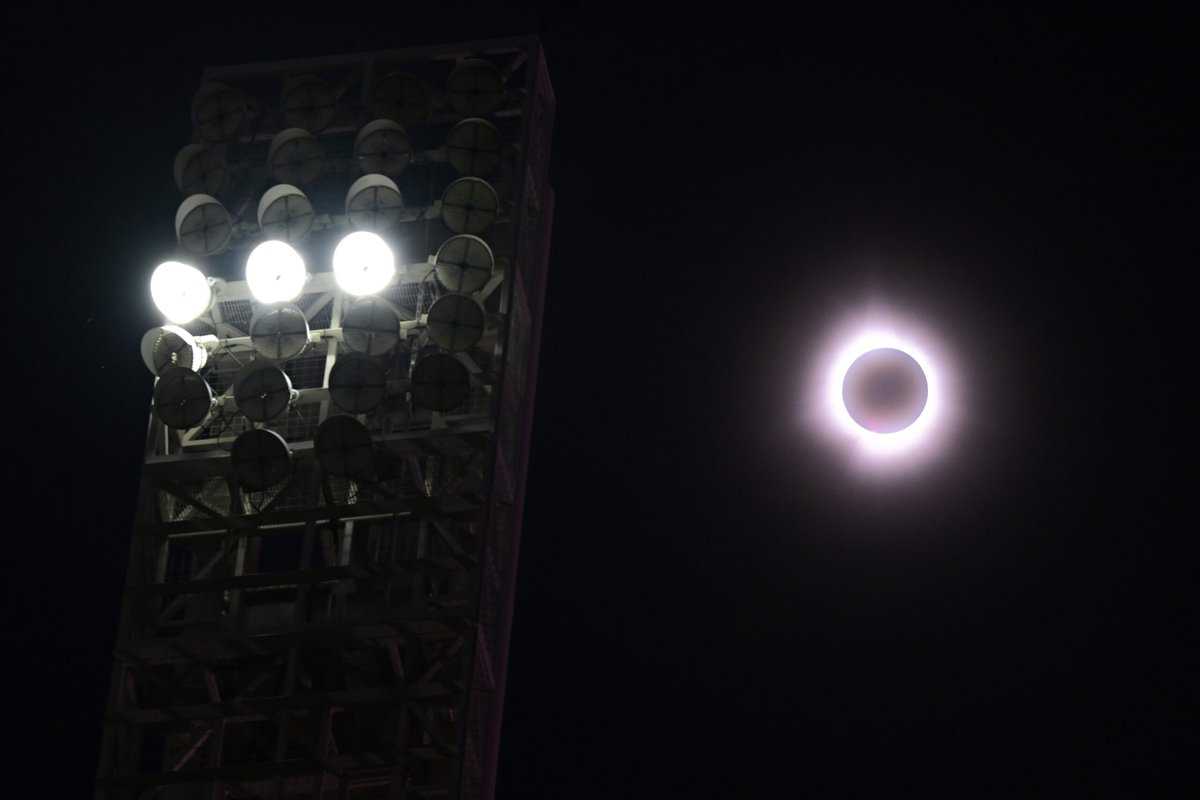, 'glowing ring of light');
841,347,928,433
825,329,941,457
